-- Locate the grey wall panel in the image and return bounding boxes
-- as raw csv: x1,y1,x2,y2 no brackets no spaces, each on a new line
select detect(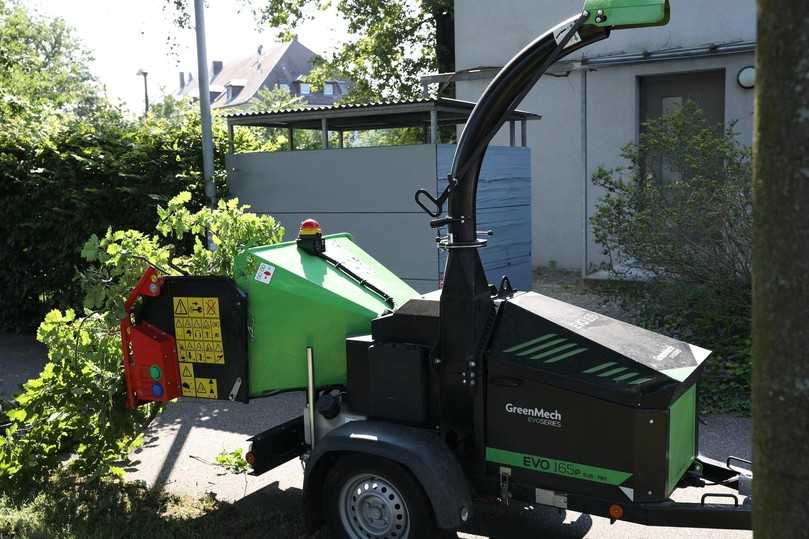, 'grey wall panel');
436,145,532,289
228,145,437,213
404,278,441,295
263,212,438,282
436,145,531,209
